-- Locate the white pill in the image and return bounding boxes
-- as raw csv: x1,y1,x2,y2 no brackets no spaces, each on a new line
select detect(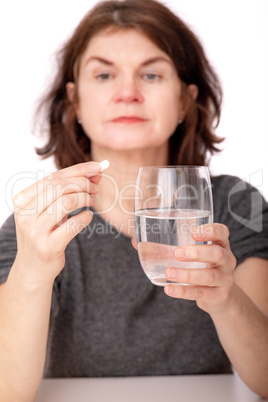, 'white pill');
99,160,110,172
